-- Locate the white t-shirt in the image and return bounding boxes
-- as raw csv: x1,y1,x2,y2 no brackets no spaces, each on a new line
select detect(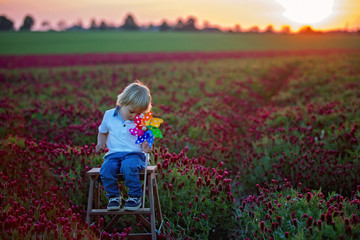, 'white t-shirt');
98,106,143,157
